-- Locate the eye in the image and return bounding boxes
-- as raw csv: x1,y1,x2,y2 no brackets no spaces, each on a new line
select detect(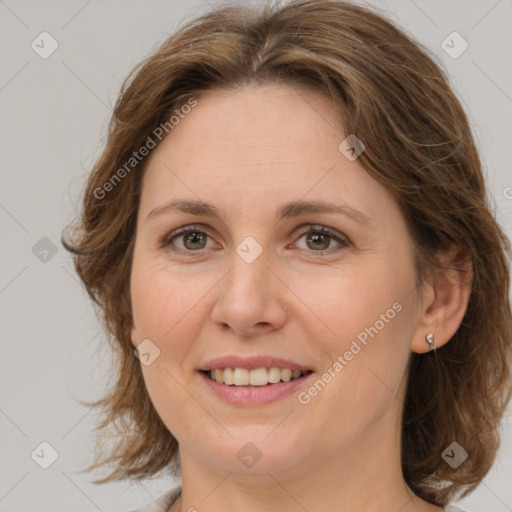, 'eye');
293,225,349,256
161,224,350,257
161,225,216,254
